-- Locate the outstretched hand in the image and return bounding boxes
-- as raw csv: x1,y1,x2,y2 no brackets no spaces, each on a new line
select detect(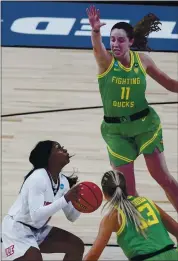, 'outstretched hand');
86,5,106,31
